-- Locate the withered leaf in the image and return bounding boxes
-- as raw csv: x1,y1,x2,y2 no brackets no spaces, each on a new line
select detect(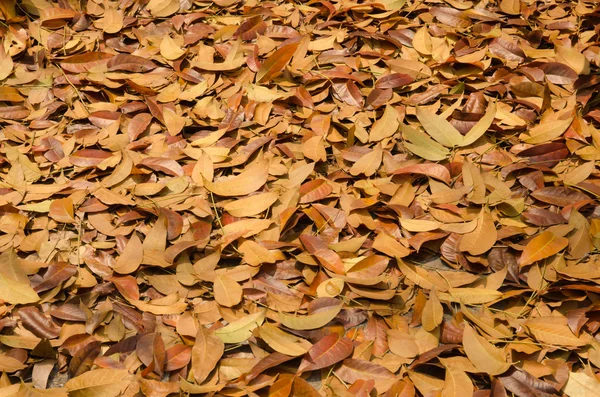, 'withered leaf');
4,0,600,394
